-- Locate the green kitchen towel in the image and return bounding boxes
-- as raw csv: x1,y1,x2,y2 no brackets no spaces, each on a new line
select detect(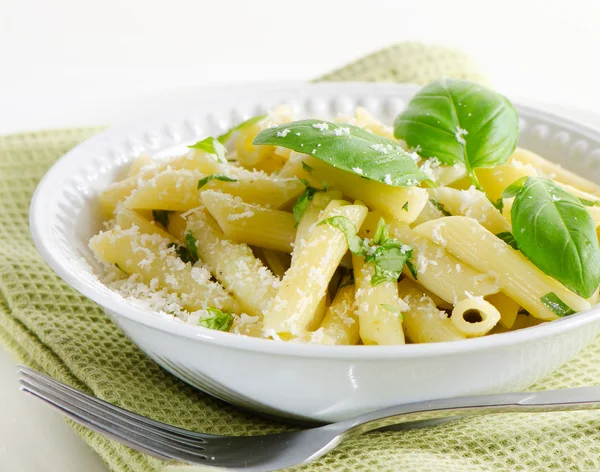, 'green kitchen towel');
2,43,600,472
